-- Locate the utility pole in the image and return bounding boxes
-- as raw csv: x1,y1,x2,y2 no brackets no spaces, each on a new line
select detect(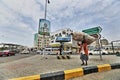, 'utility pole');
42,0,50,59
111,42,115,54
44,0,50,19
98,38,102,60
